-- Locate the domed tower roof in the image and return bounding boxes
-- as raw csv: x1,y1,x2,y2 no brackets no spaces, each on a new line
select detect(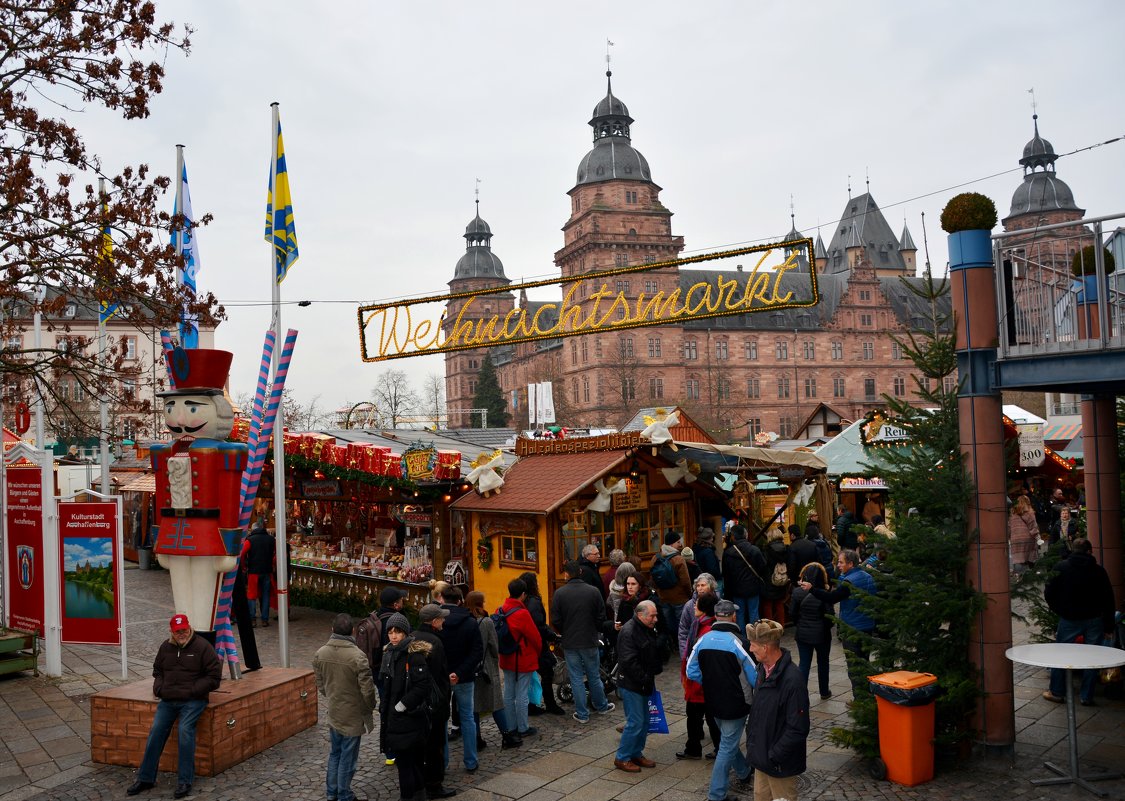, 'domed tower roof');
575,70,653,187
453,202,509,282
1007,115,1082,219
